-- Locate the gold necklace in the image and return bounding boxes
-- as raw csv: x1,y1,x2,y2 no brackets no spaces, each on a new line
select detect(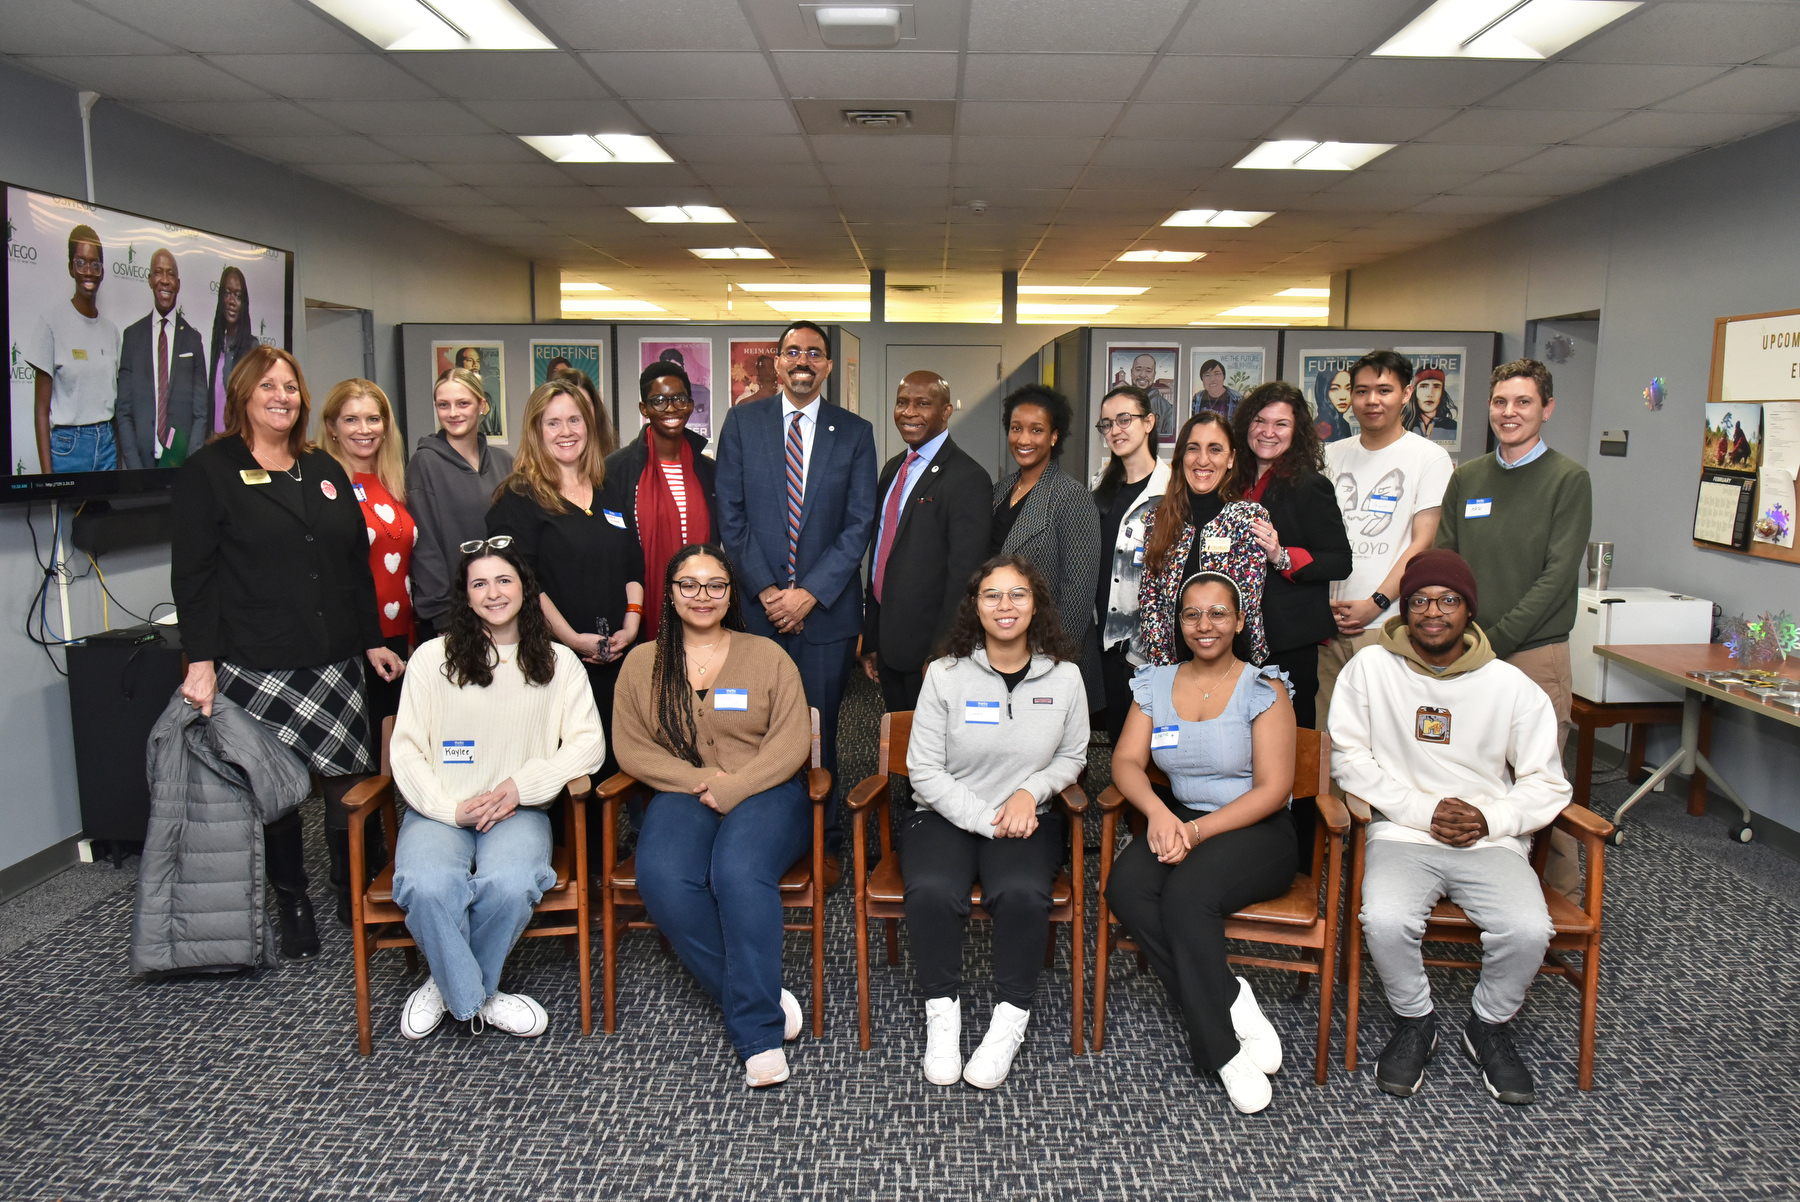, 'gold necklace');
1186,657,1237,703
688,635,725,677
